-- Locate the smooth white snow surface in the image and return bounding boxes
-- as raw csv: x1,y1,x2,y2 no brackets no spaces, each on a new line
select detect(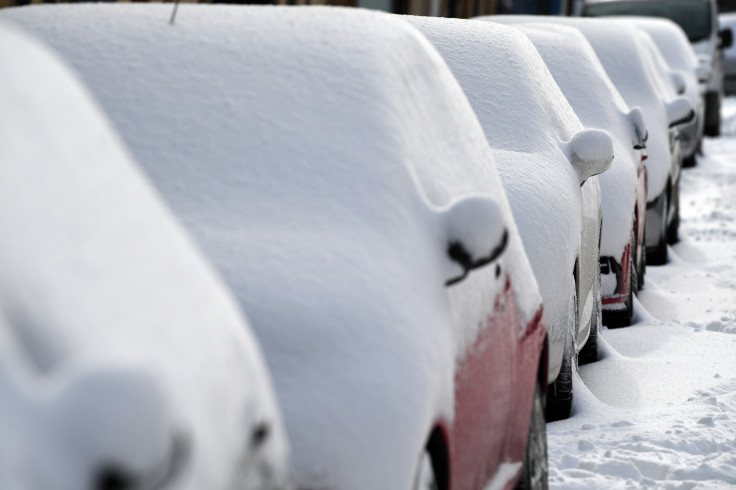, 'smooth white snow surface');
628,17,702,109
0,5,544,489
547,99,736,489
0,21,288,490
